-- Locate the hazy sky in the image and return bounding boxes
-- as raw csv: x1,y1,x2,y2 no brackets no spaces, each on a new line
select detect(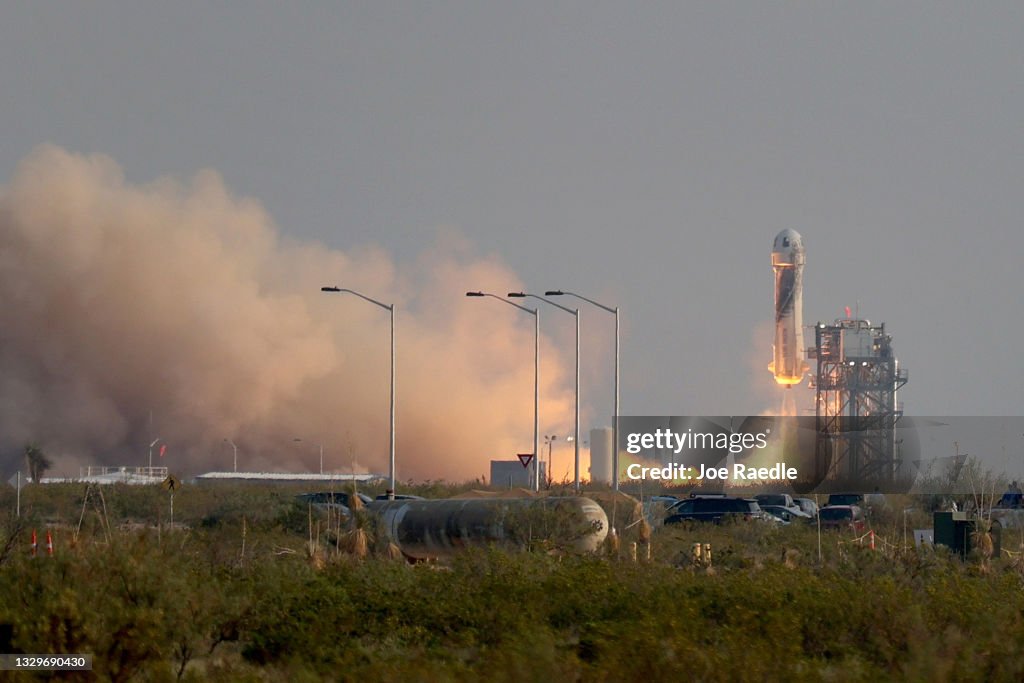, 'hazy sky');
2,3,1022,470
